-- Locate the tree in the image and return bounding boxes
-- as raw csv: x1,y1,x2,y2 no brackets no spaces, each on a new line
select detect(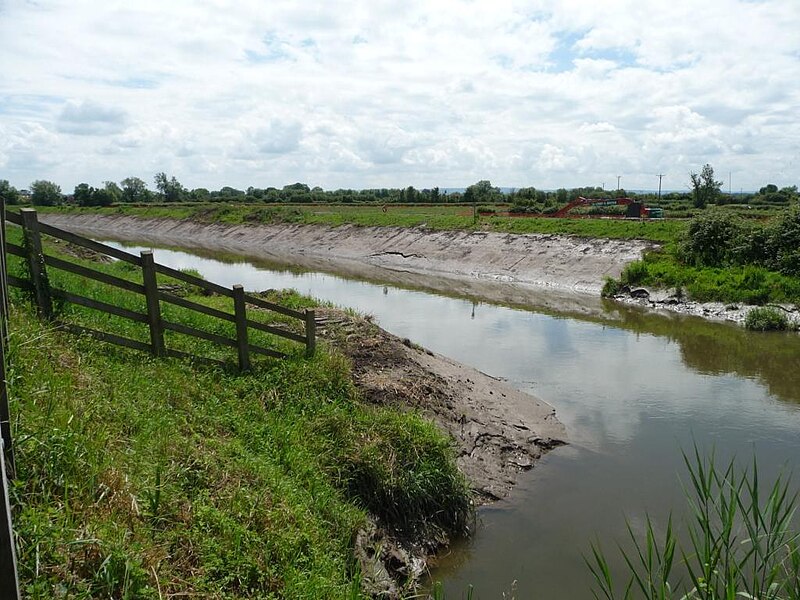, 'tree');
690,164,722,209
121,177,149,203
30,180,62,206
464,180,499,204
73,183,95,206
0,179,20,205
154,172,186,203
